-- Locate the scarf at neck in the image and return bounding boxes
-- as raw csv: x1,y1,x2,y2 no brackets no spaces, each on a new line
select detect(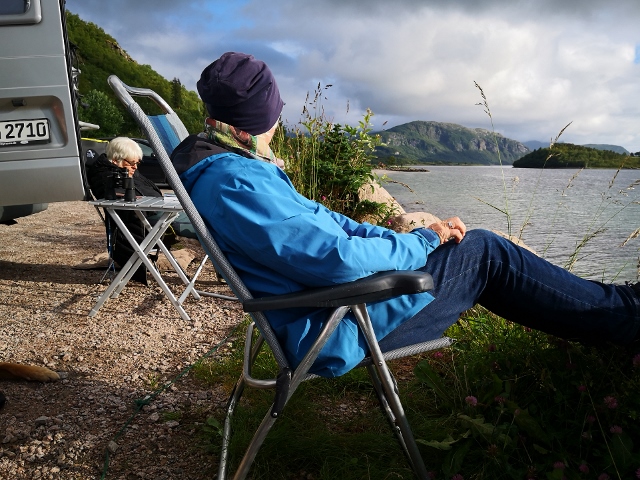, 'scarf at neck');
200,117,280,165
